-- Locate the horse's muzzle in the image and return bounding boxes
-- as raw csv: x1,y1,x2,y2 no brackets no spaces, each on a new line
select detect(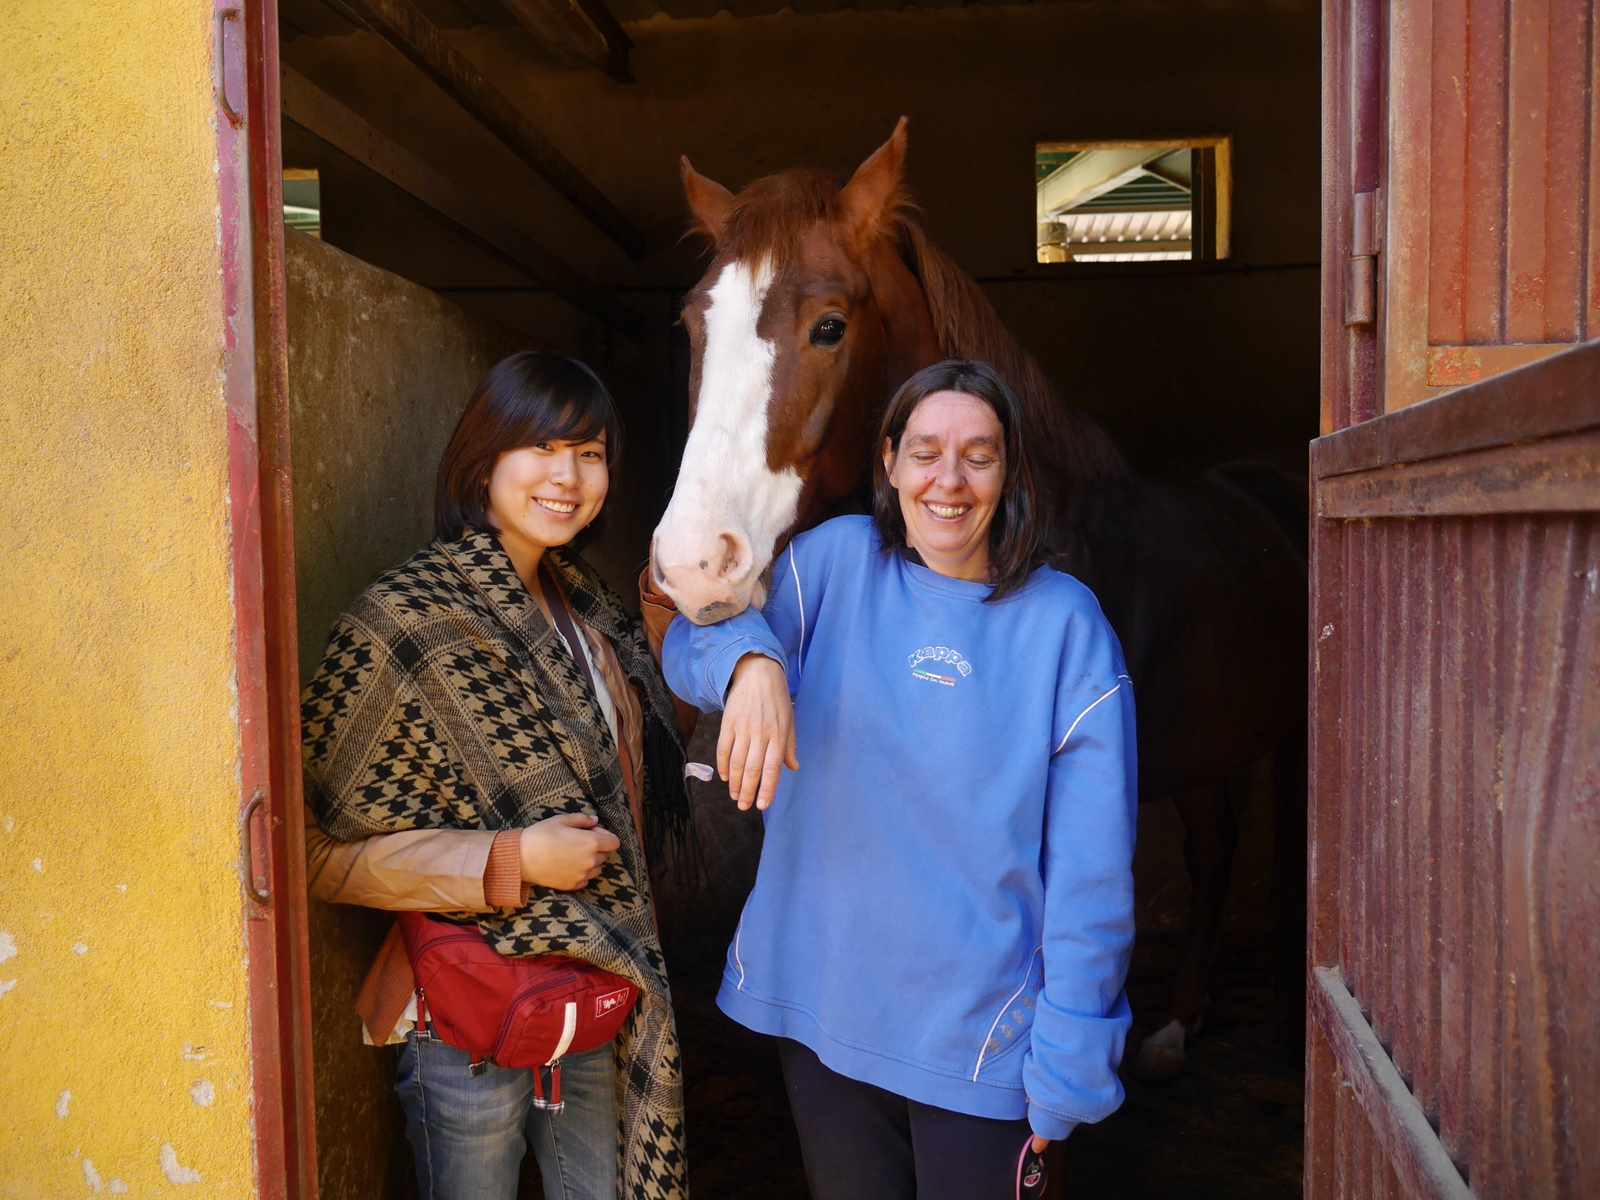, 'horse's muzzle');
649,526,760,625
